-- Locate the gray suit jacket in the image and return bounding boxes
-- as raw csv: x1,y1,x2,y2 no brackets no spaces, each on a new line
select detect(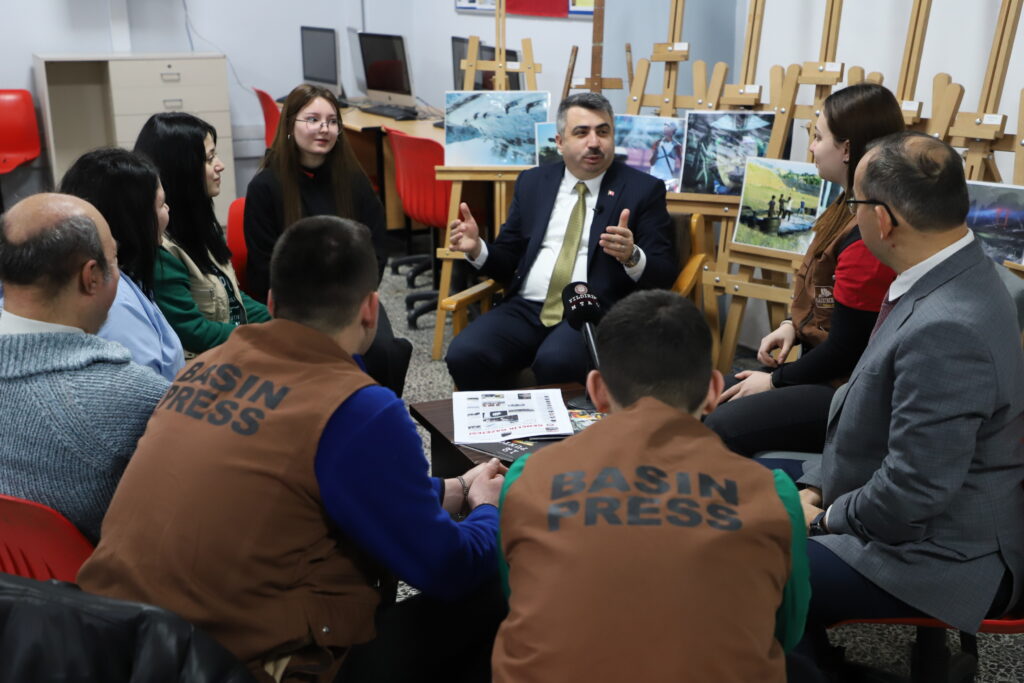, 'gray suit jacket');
801,238,1024,632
